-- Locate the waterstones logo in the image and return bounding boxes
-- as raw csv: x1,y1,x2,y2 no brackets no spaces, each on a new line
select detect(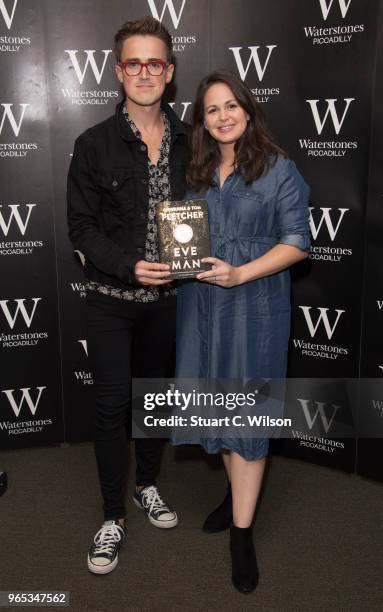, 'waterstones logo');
2,386,46,417
74,370,93,385
0,102,27,136
299,98,357,158
300,306,344,340
63,50,118,106
0,0,17,29
304,0,363,46
78,339,88,356
0,203,44,256
70,281,86,298
75,338,93,385
147,0,196,52
291,398,345,453
308,98,354,135
0,298,48,348
168,101,192,122
318,0,352,19
229,45,279,104
0,103,38,158
148,0,186,29
0,0,31,53
0,385,52,436
309,206,352,262
299,398,340,433
372,399,383,418
292,430,345,453
293,306,348,361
